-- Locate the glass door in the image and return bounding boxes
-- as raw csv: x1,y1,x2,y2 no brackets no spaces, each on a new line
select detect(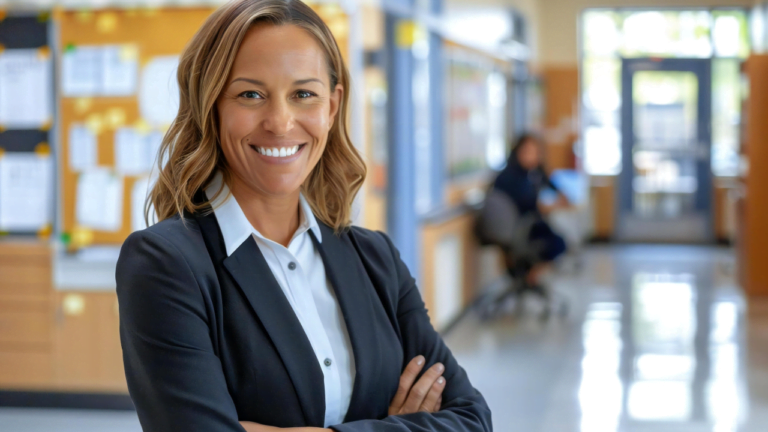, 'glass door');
618,58,712,242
